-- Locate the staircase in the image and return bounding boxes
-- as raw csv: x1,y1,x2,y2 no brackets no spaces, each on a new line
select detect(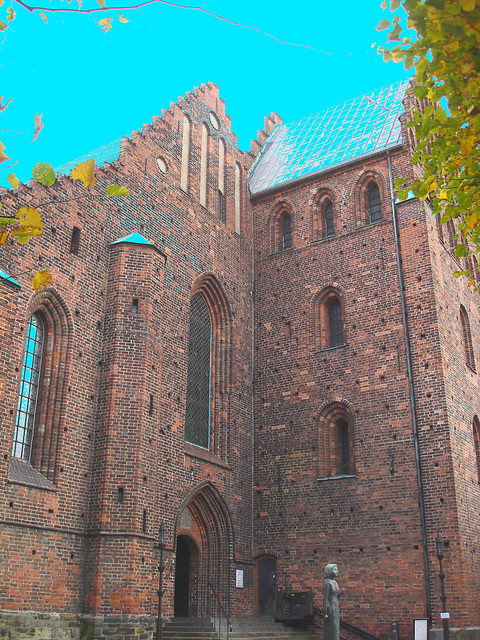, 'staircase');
163,617,318,640
164,618,218,640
